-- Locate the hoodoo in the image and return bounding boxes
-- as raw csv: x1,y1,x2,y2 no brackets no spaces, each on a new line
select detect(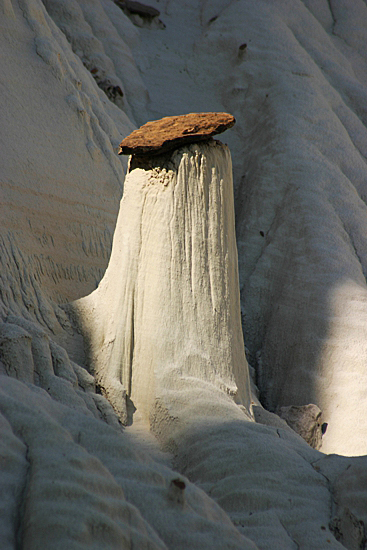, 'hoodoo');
3,1,367,546
74,115,252,426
